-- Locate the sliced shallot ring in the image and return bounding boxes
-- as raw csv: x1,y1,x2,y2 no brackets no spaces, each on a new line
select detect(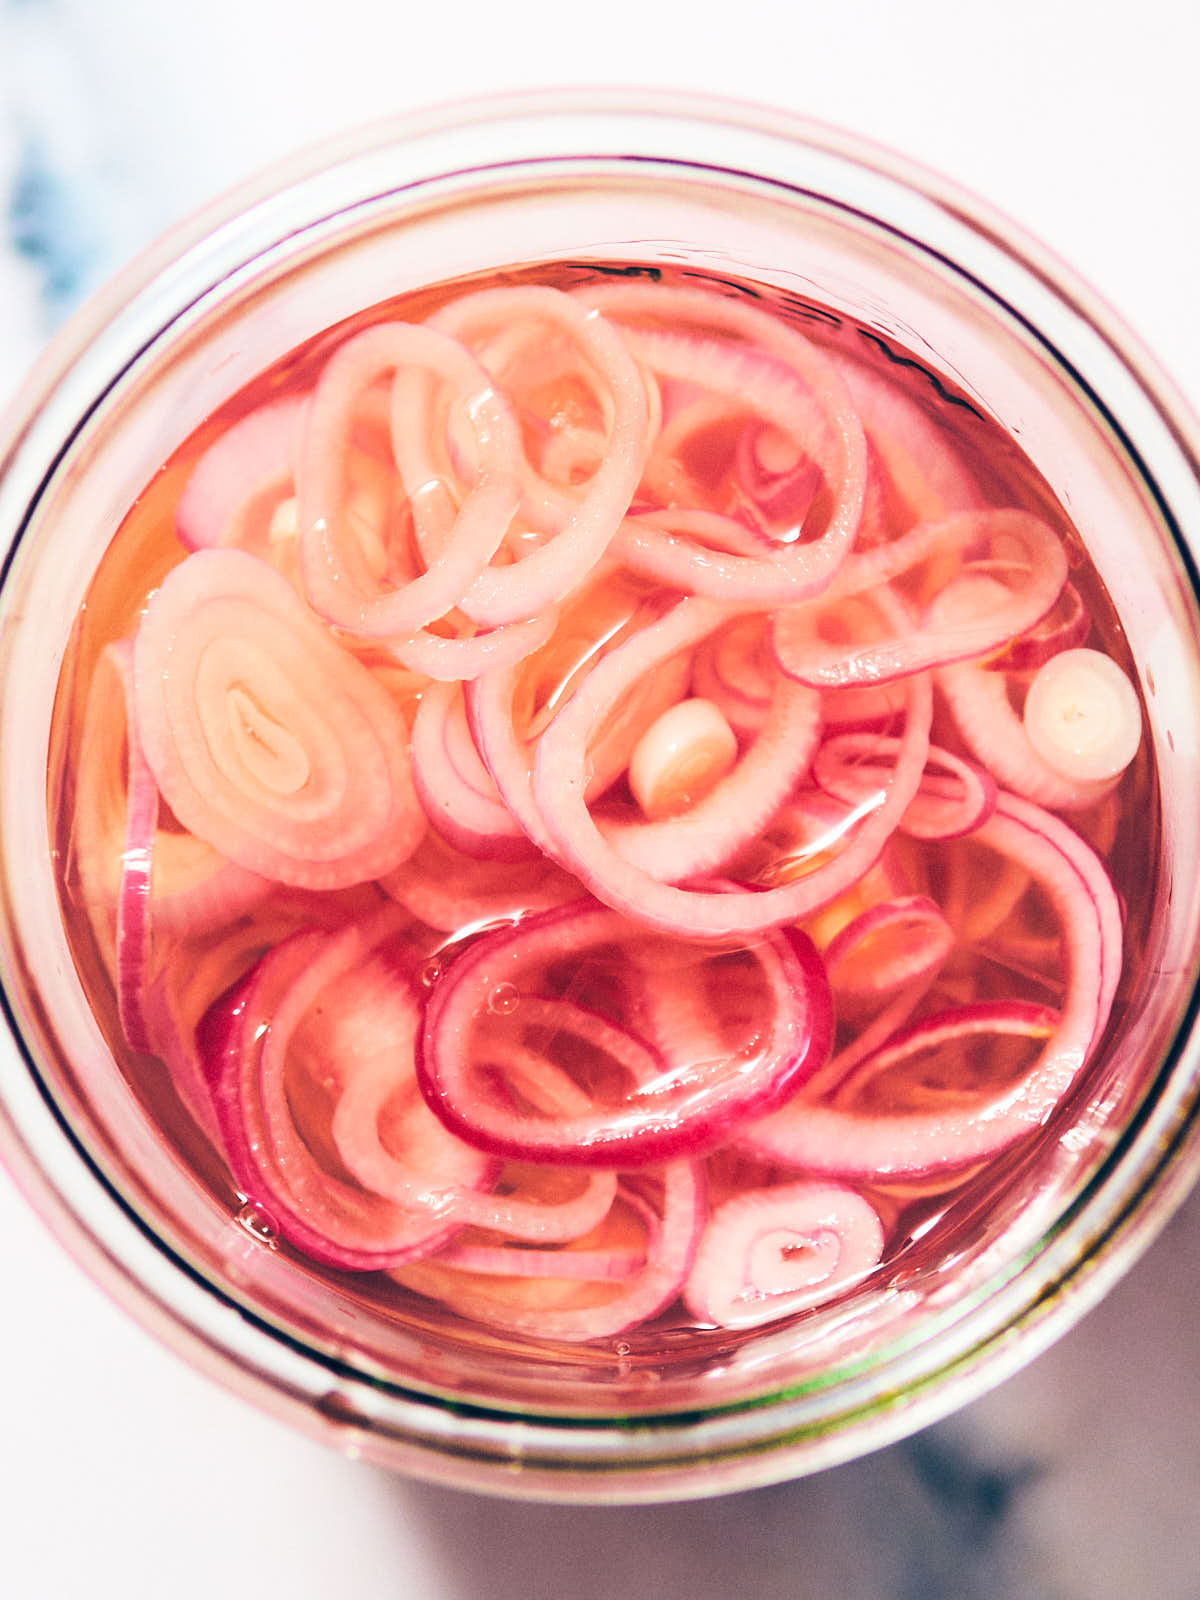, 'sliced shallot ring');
112,646,158,1054
297,321,522,636
531,595,933,938
682,1180,886,1329
609,331,864,603
417,901,833,1166
390,1162,703,1343
823,895,955,999
829,1000,1062,1107
690,616,774,738
467,596,732,864
203,910,493,1269
829,352,985,526
999,580,1089,670
176,394,308,552
814,736,997,840
133,548,424,889
773,511,1068,686
409,680,534,859
71,642,271,977
437,1240,643,1279
386,610,555,682
599,672,822,883
379,829,576,934
332,1037,618,1243
580,280,868,603
426,286,650,625
741,791,1121,1177
939,656,1117,812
